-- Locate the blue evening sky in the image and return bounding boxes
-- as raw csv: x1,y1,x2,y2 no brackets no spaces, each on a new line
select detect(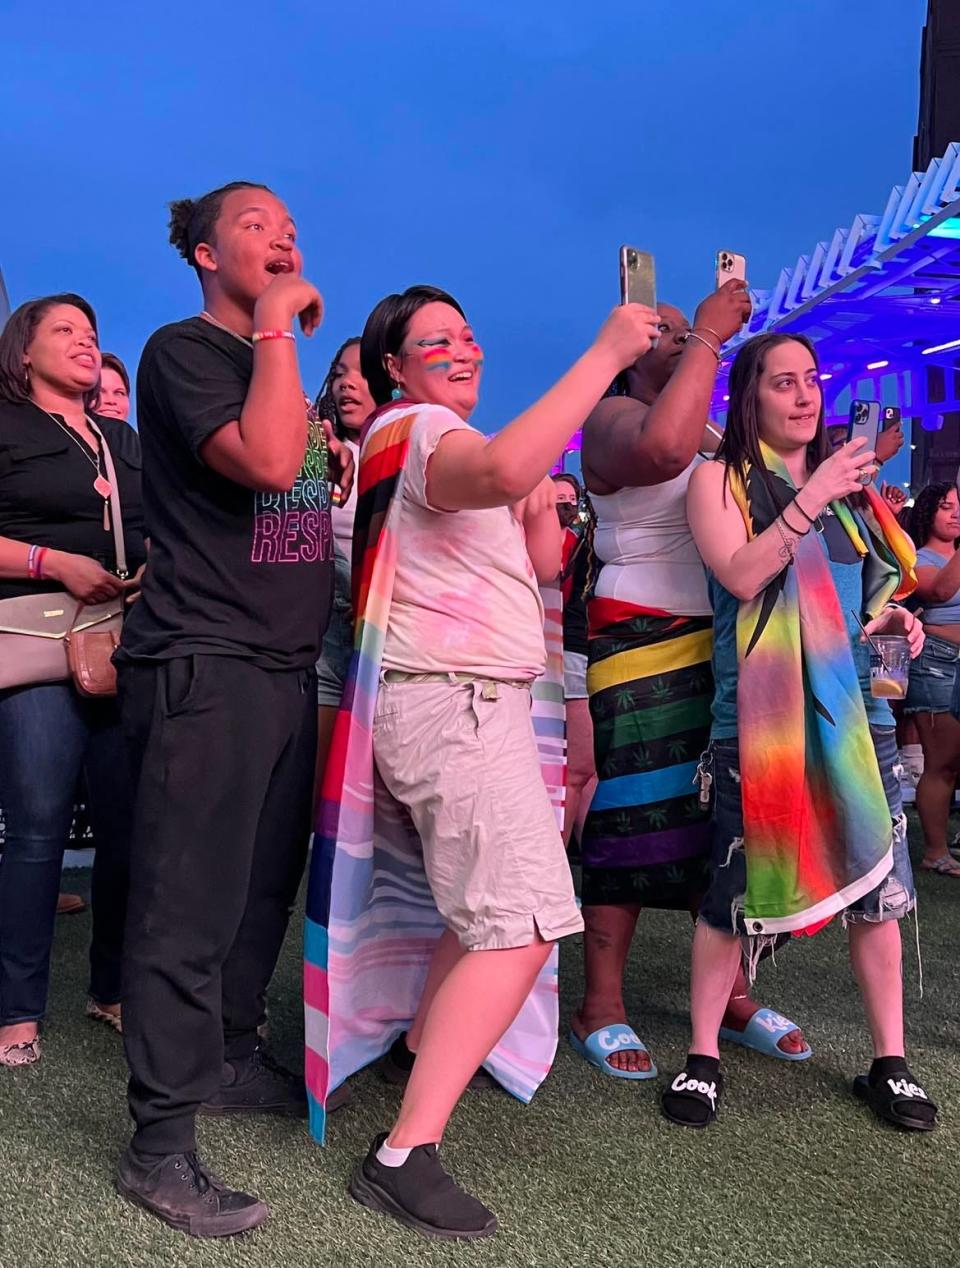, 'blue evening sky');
0,0,928,437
